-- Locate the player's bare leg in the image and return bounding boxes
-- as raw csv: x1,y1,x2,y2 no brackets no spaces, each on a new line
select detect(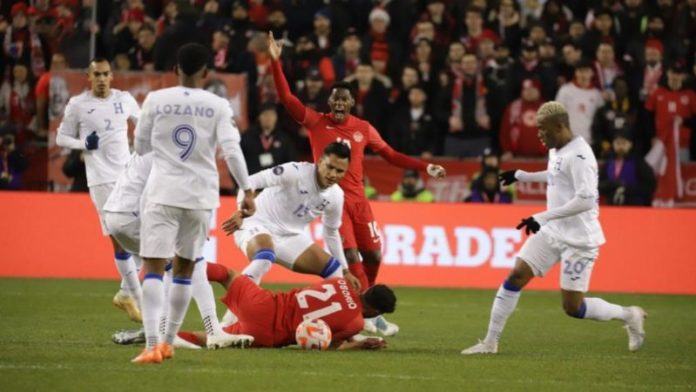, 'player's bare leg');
111,237,143,322
462,257,533,355
561,289,647,352
133,258,167,364
292,245,343,279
